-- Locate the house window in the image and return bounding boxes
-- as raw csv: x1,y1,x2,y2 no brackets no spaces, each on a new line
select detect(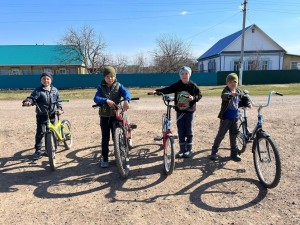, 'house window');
261,60,269,70
199,62,204,72
11,68,20,75
59,68,67,74
234,61,240,71
291,61,300,70
248,60,258,71
208,59,216,72
43,68,52,74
